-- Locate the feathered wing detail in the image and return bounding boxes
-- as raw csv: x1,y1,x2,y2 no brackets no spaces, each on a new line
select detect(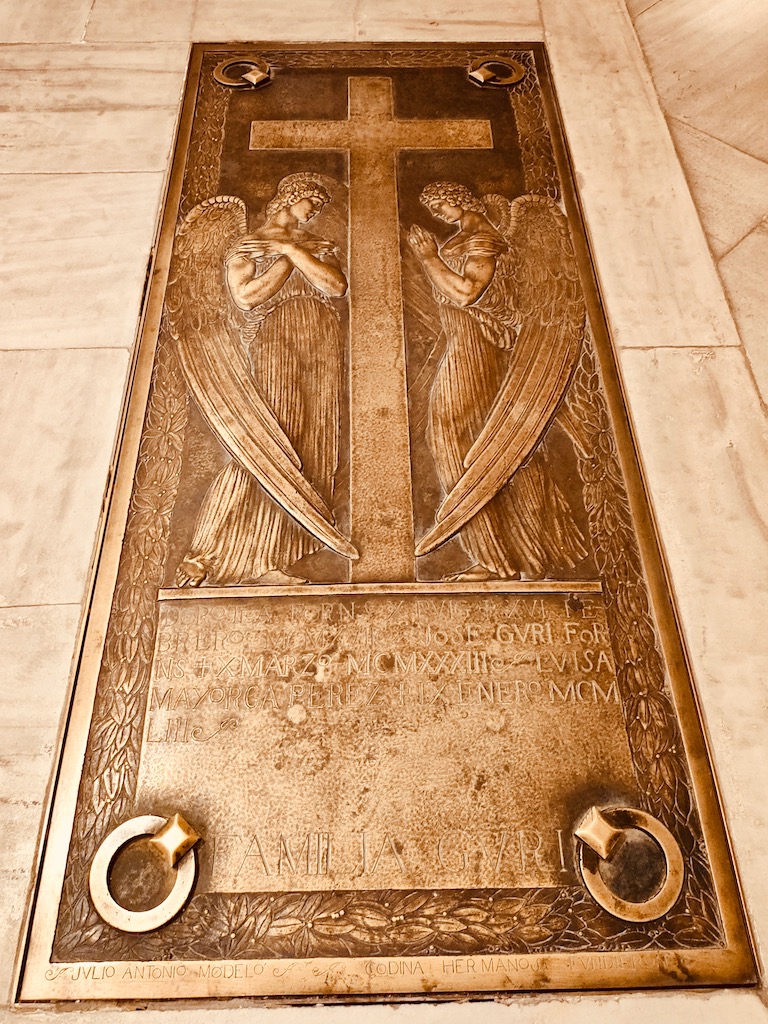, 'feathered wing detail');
416,194,586,557
164,195,358,560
